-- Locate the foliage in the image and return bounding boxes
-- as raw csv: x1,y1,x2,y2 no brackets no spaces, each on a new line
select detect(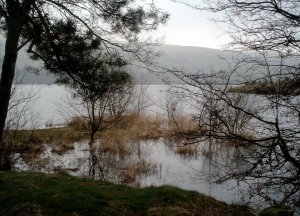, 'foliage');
55,27,134,144
0,0,168,168
28,20,131,91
